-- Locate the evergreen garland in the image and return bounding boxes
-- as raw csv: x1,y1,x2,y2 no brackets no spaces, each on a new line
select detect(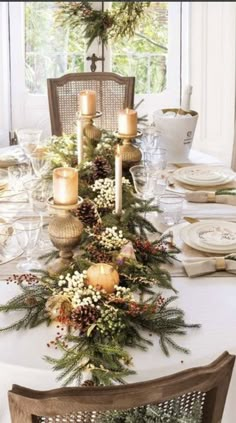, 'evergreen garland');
0,131,200,387
55,2,150,47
